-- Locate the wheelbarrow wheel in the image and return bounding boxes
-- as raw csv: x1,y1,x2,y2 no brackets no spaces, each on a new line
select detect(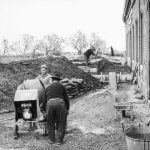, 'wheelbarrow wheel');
13,124,19,139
